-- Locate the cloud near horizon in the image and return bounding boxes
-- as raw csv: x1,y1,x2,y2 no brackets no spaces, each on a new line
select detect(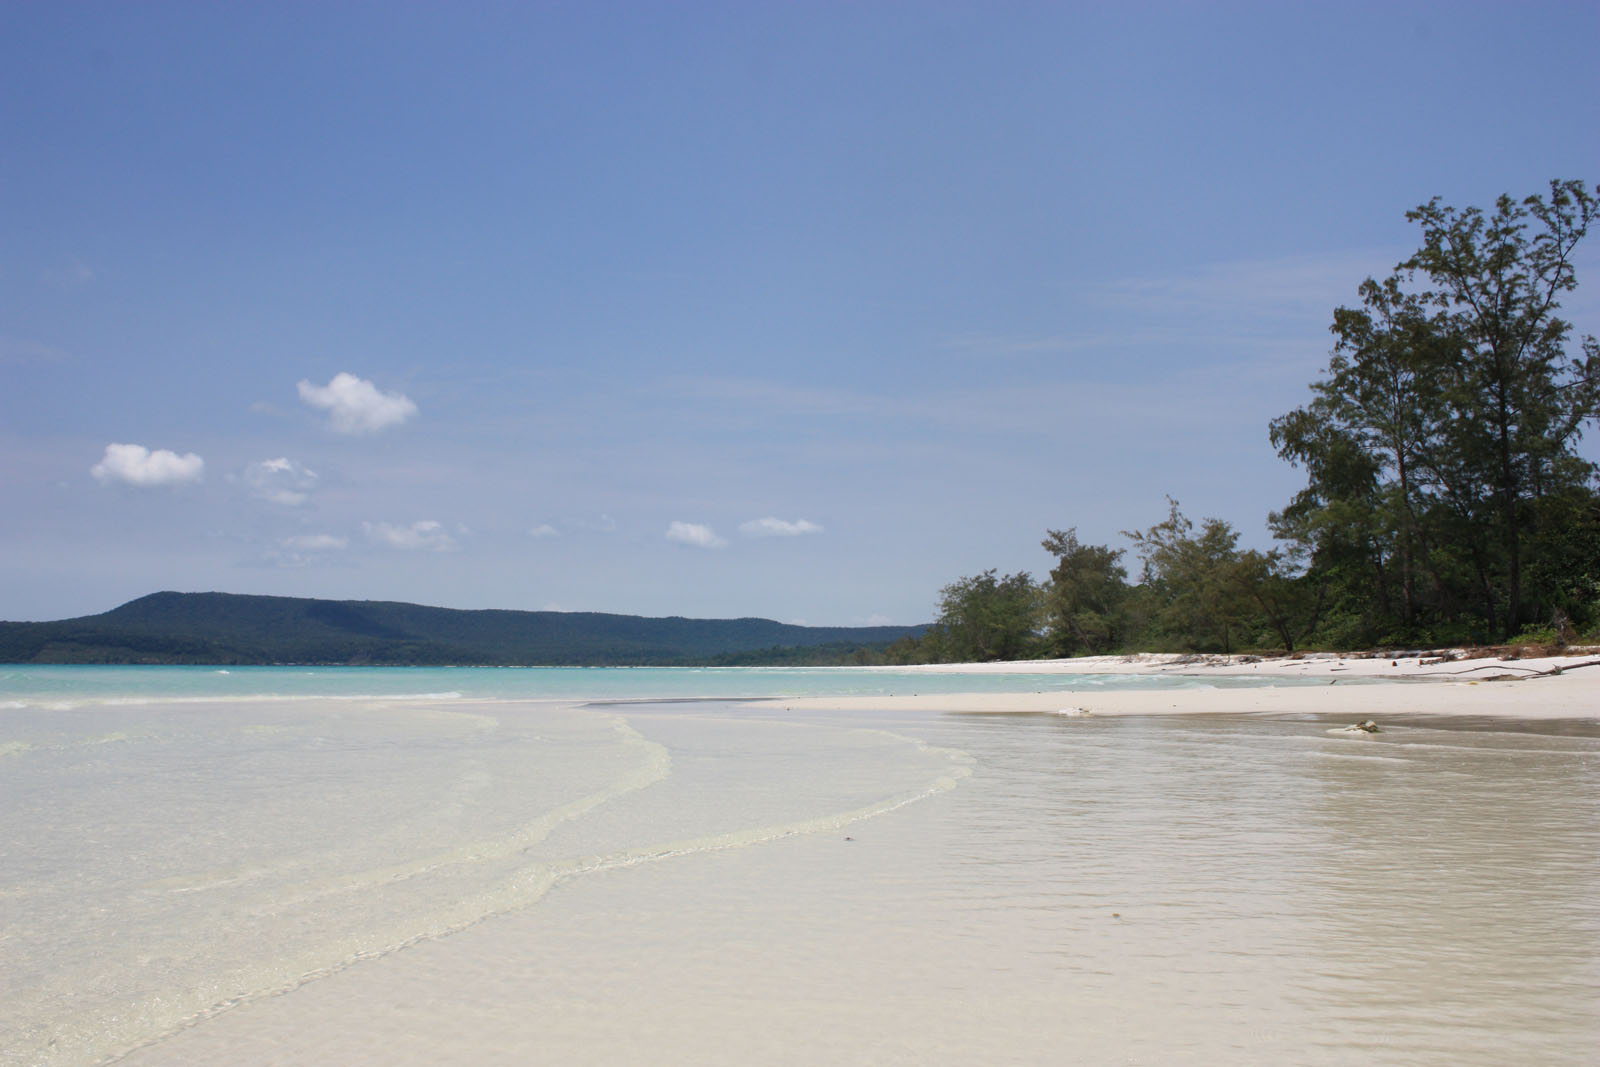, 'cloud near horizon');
665,521,727,549
739,517,823,537
364,520,458,551
90,443,204,488
297,372,418,434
